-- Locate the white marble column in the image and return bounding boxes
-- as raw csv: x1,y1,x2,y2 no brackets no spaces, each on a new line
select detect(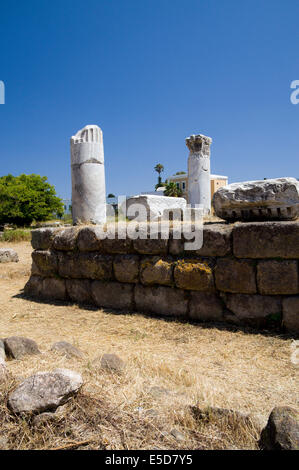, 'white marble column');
70,125,106,224
187,134,212,214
